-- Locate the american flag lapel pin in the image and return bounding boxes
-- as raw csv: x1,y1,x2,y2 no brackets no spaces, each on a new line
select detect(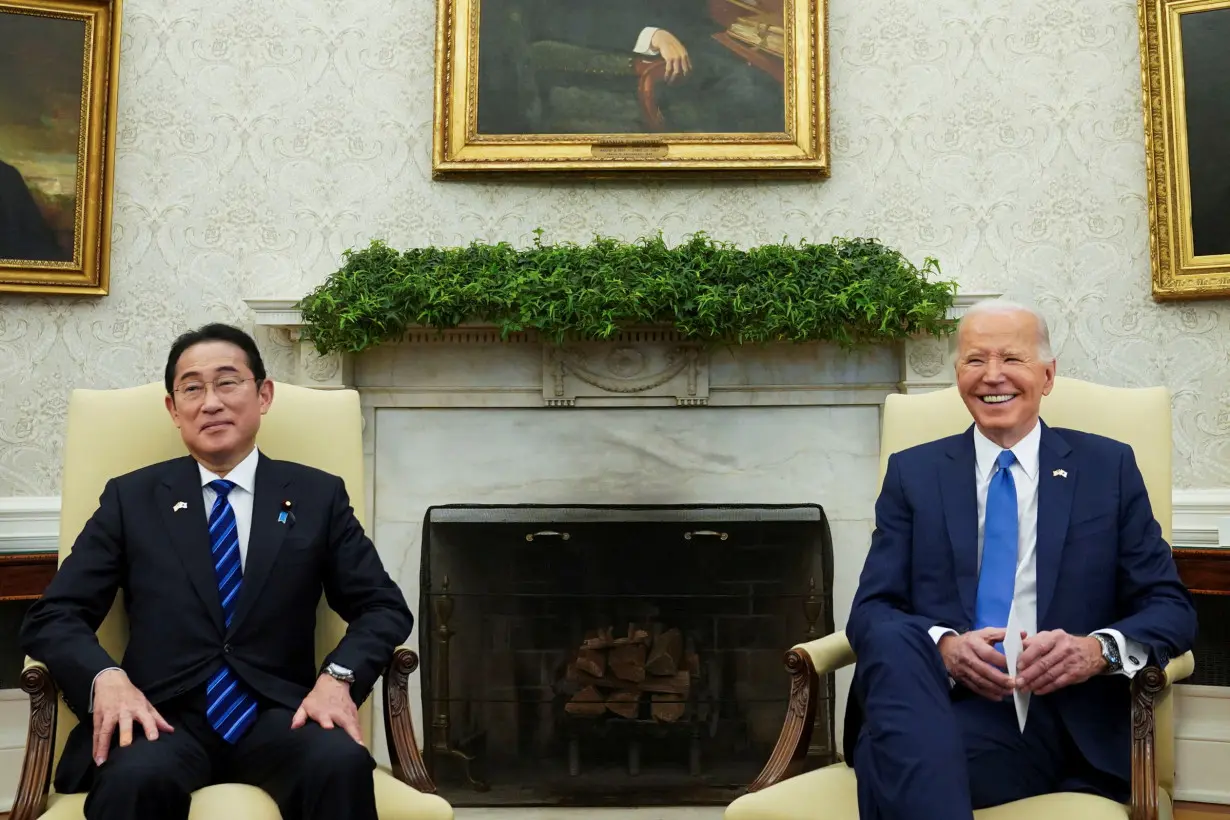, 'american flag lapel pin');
172,501,188,512
1052,469,1068,478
